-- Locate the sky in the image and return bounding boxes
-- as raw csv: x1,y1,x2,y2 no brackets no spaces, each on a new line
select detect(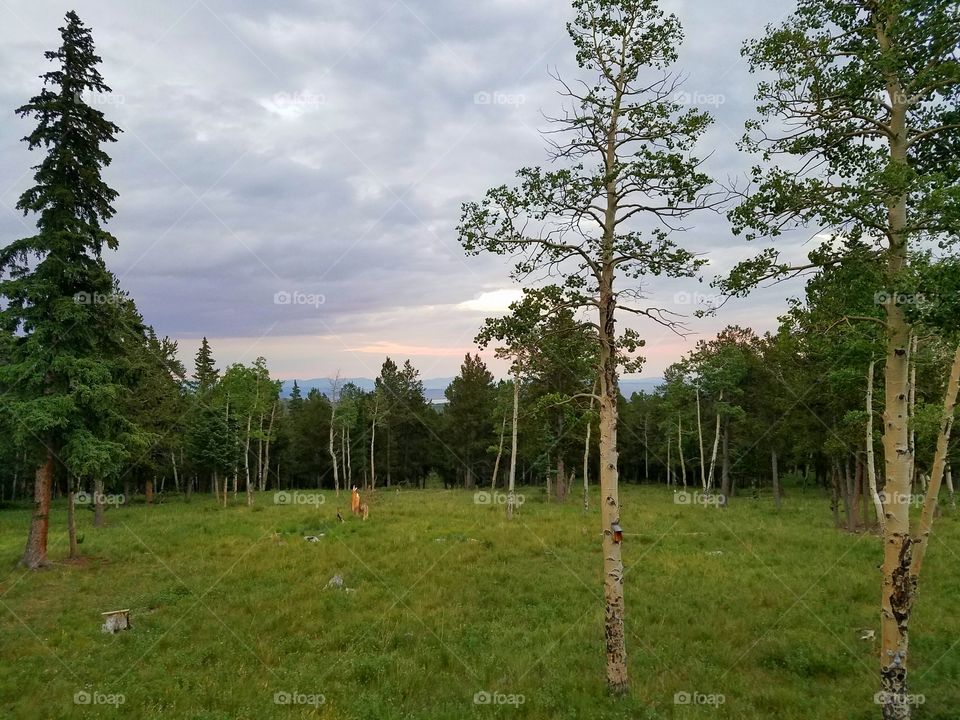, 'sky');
0,0,817,381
